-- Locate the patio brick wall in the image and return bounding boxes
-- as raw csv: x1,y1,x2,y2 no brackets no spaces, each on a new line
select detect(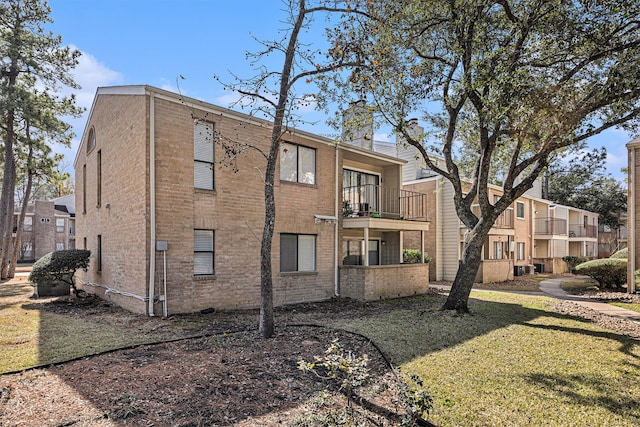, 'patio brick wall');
339,263,429,301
